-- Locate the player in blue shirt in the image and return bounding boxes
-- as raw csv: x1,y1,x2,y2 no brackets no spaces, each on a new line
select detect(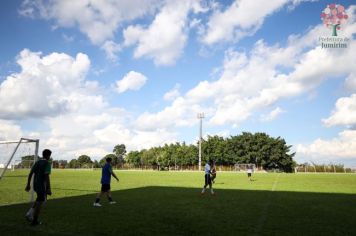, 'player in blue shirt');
93,157,119,207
